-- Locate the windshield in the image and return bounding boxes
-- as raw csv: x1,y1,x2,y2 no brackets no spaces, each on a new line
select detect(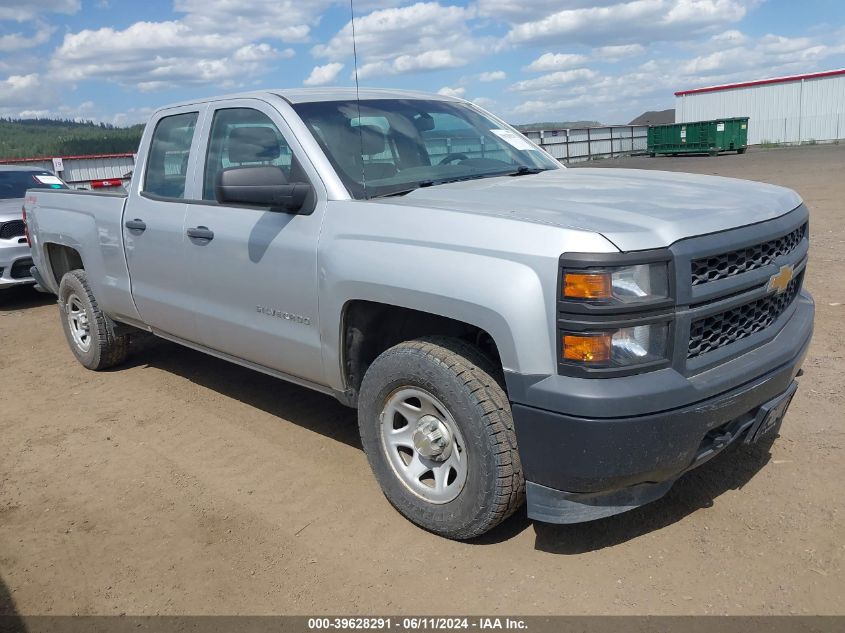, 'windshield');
0,170,68,199
291,99,560,199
